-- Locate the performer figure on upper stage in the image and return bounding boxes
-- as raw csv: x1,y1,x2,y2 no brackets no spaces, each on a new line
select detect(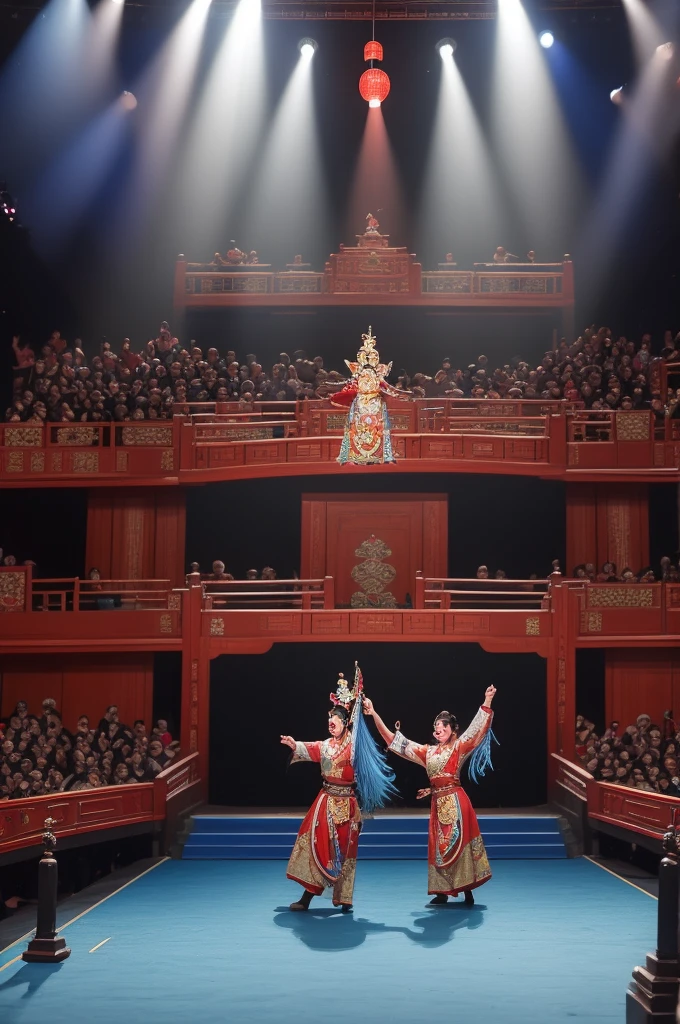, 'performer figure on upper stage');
331,326,410,465
280,666,397,912
363,685,497,905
